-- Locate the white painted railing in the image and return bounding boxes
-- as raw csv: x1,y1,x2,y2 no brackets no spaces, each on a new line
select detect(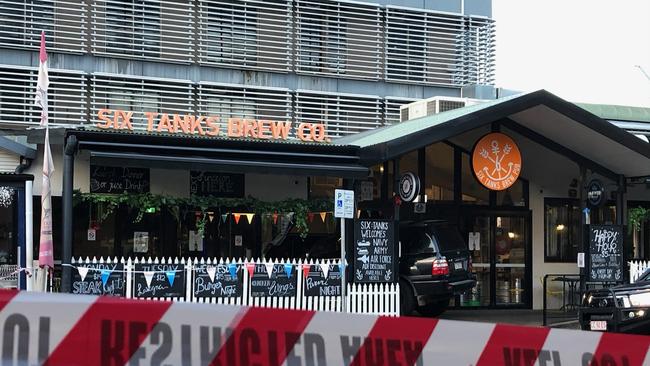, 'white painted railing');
630,260,650,283
69,257,400,316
